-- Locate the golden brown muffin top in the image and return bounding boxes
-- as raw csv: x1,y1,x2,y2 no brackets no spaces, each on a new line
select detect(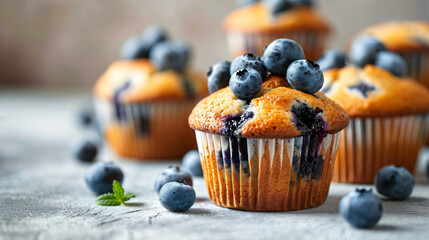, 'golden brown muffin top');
322,65,429,118
223,2,331,34
93,60,207,103
189,76,349,139
356,21,429,52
